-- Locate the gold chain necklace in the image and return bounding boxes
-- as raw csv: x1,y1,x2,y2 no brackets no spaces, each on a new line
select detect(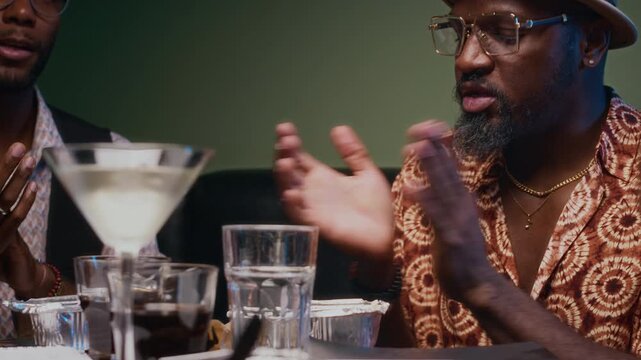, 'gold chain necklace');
508,188,552,230
505,157,596,198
